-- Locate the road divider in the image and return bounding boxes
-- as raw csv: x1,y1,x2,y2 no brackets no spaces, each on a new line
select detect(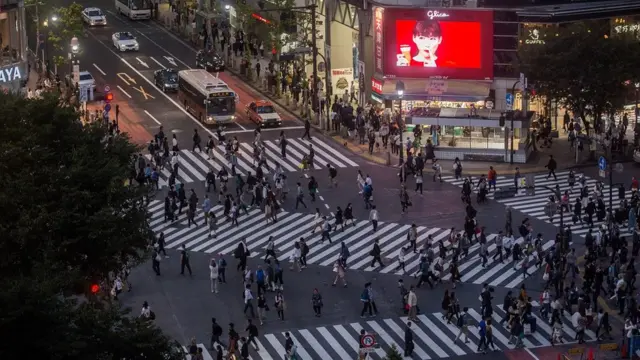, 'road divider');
93,63,106,76
116,85,132,99
150,57,166,69
144,110,162,126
